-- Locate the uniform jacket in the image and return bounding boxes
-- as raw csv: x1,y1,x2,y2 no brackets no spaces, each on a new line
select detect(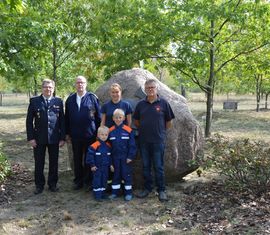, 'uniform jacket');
65,92,101,141
26,95,65,144
86,140,112,168
109,124,137,160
